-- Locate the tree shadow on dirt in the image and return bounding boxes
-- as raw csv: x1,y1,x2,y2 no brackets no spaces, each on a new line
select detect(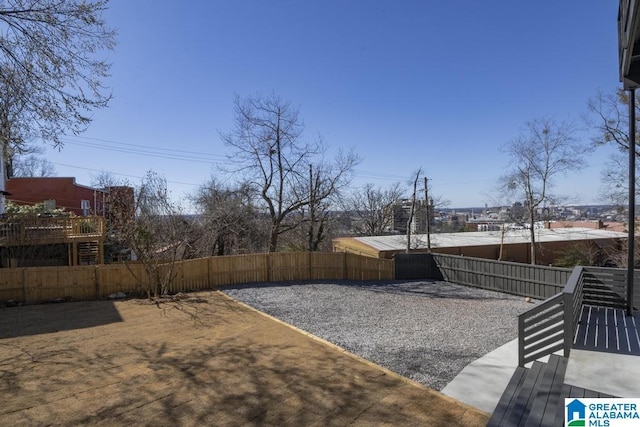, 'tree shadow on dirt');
68,340,463,426
0,292,488,426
